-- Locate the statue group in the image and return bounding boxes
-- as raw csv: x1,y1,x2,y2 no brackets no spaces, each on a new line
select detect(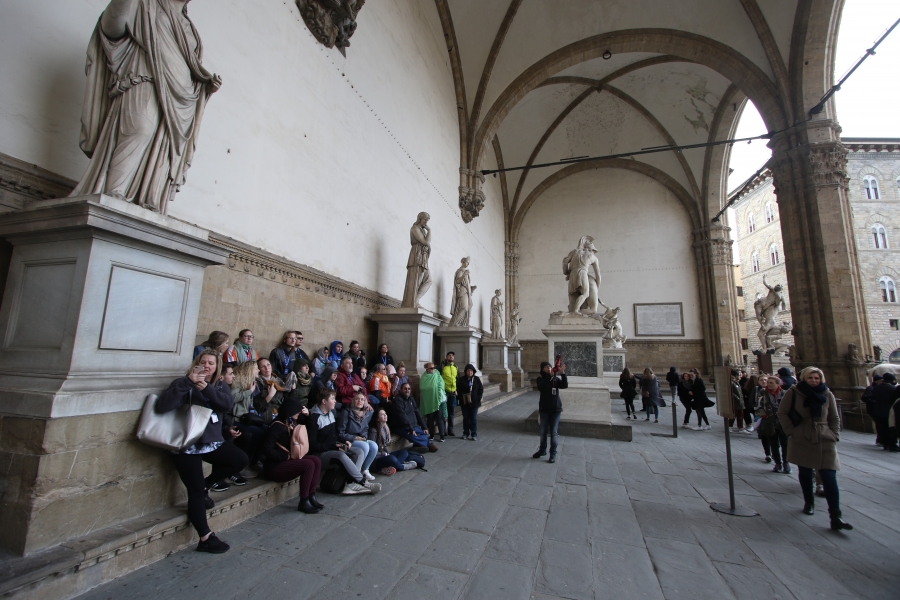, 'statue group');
560,236,625,347
753,275,792,354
